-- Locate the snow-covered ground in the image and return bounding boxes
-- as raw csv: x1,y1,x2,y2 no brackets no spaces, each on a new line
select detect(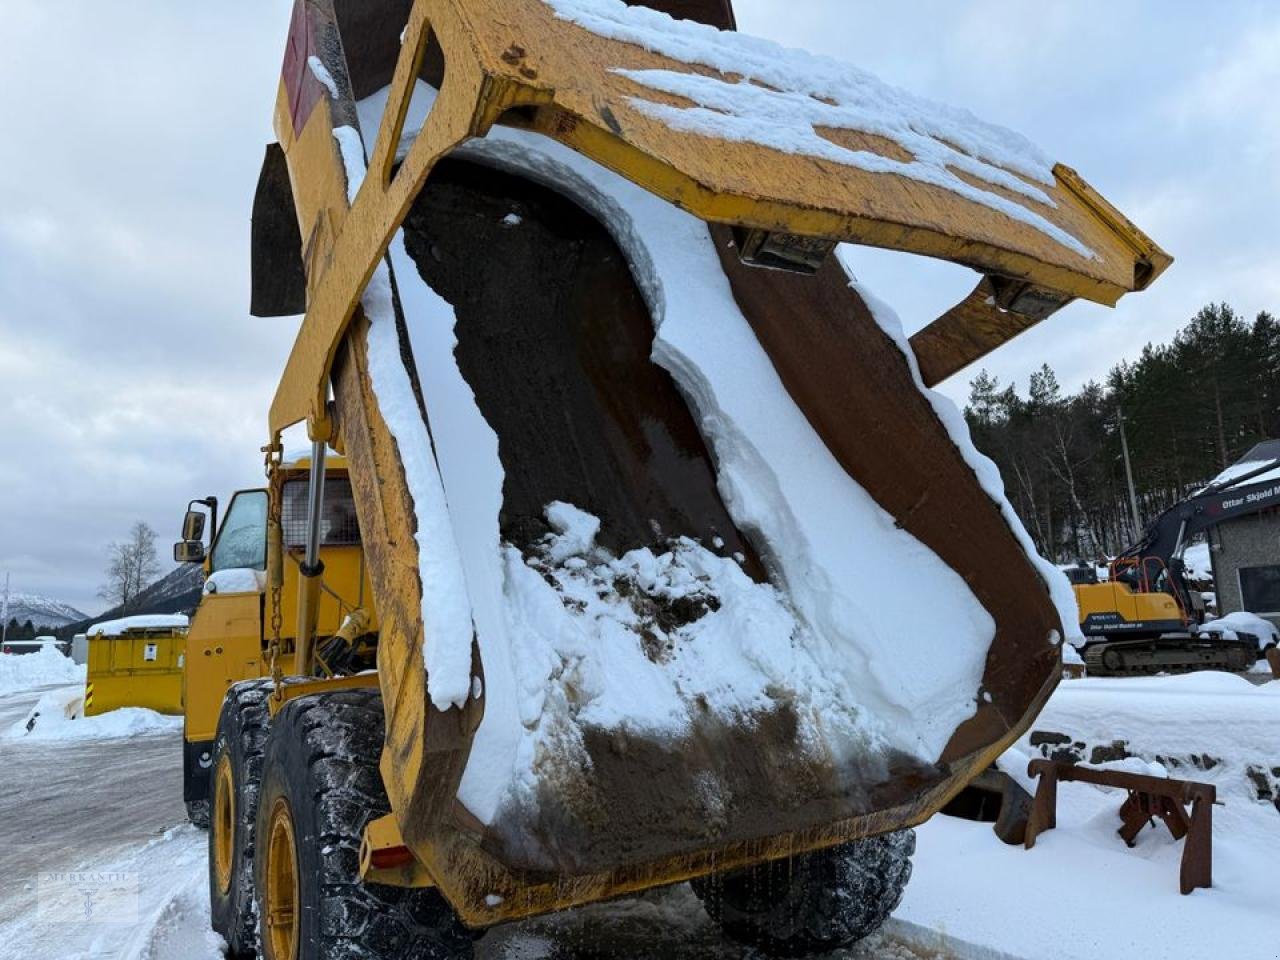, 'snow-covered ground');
2,665,1276,959
902,673,1280,960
